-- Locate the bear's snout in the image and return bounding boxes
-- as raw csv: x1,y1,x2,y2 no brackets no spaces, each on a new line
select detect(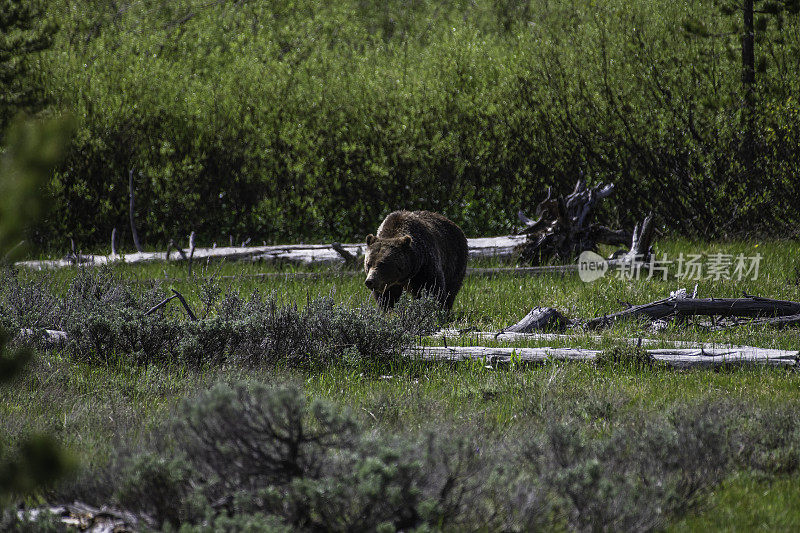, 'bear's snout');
364,270,378,290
